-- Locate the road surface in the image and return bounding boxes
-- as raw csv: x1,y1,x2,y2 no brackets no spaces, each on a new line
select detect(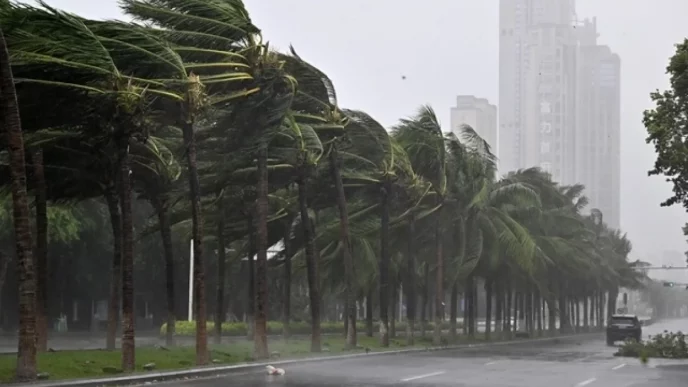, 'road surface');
154,319,688,387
